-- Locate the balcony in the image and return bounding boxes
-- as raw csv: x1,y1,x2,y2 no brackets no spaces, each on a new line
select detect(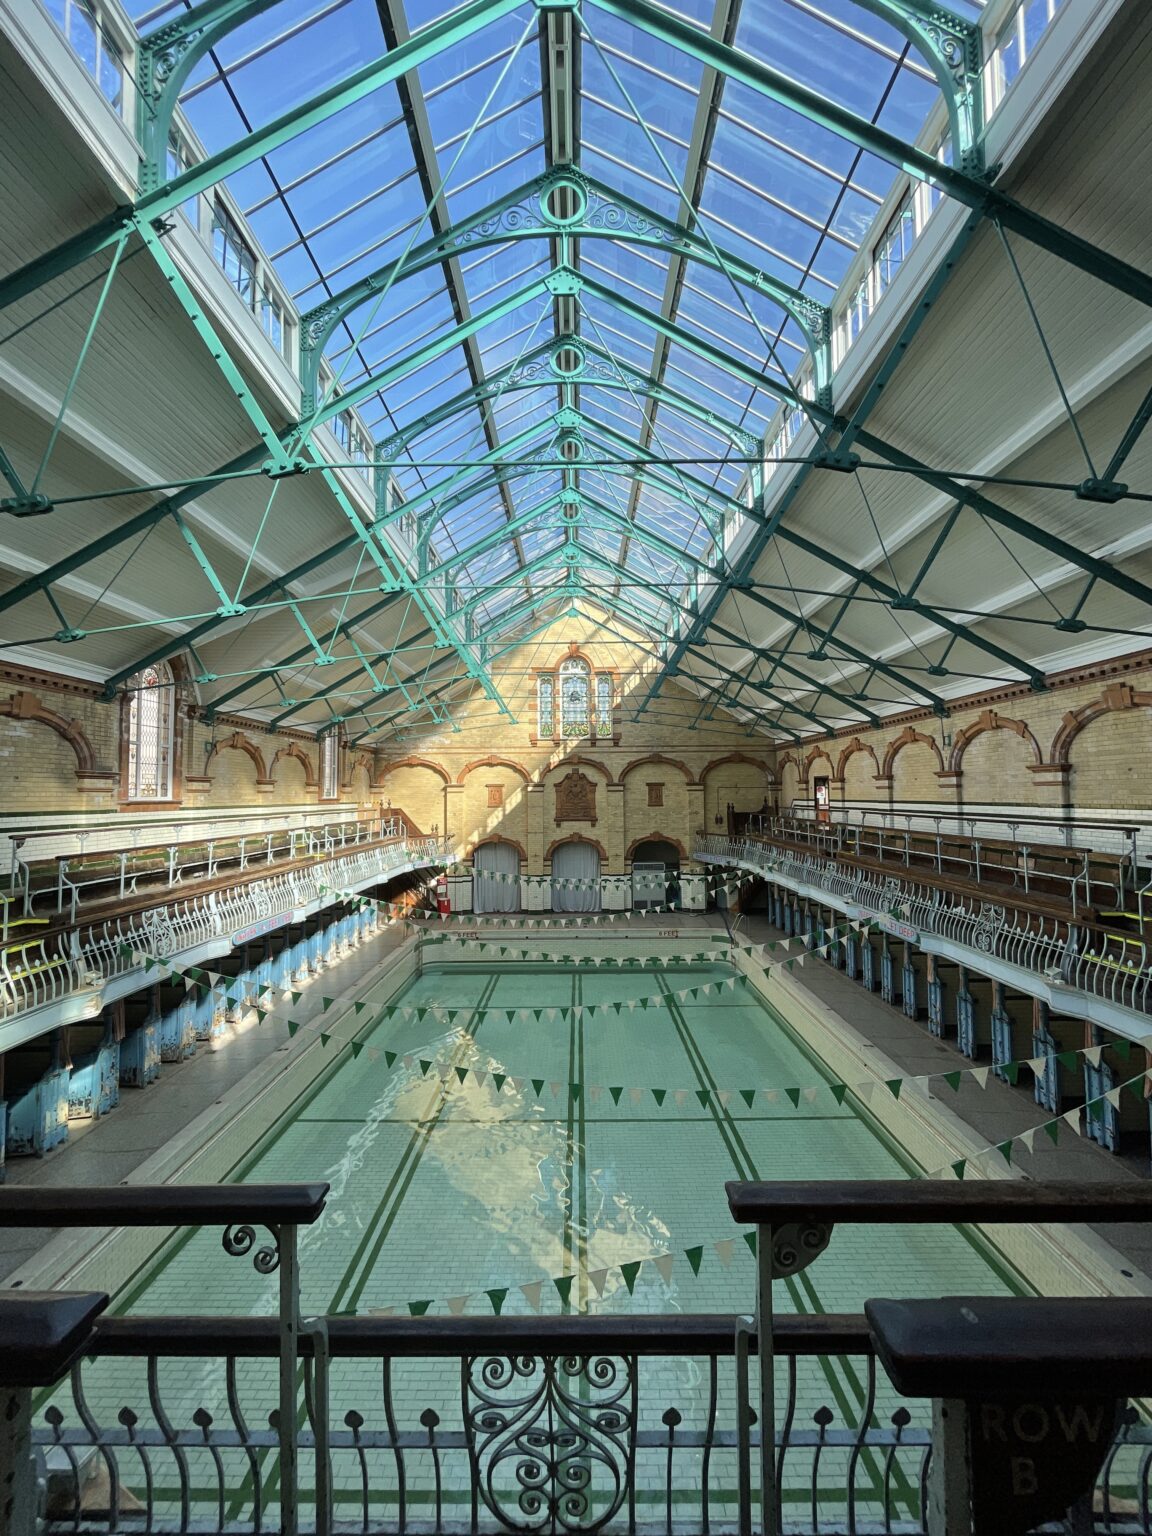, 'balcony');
5,1179,1152,1535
